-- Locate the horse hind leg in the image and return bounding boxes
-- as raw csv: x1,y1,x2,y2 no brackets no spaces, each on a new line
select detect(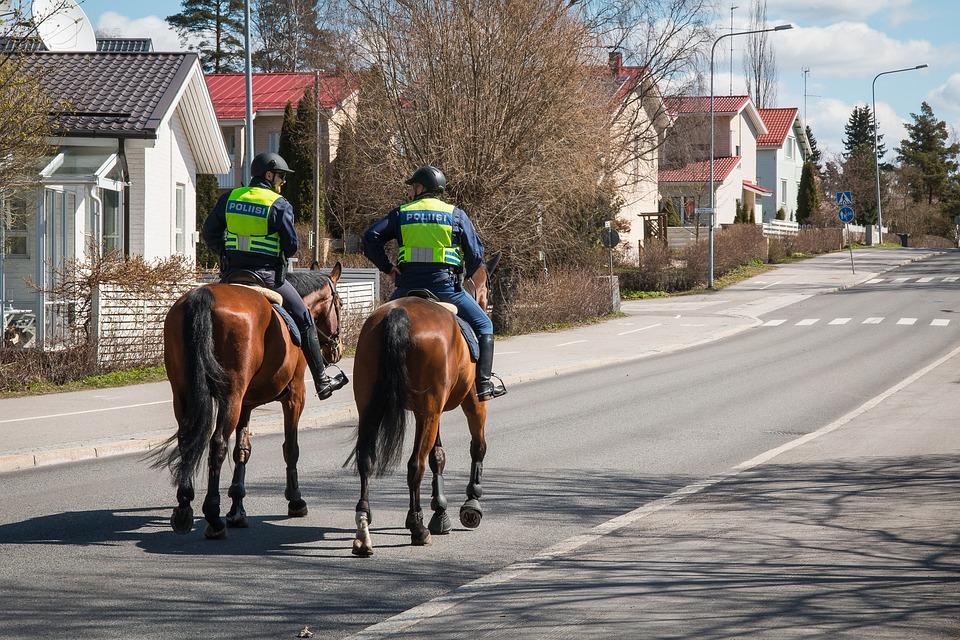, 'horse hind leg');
428,434,453,535
460,395,488,529
352,450,374,557
282,385,308,517
406,413,439,547
203,397,241,539
226,408,253,528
